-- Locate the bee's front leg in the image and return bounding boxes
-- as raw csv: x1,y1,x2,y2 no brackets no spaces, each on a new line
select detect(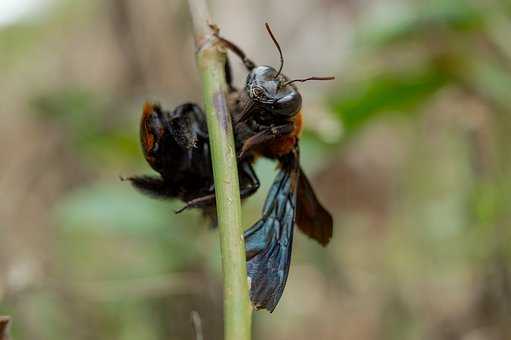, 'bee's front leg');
175,159,260,213
238,123,294,159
